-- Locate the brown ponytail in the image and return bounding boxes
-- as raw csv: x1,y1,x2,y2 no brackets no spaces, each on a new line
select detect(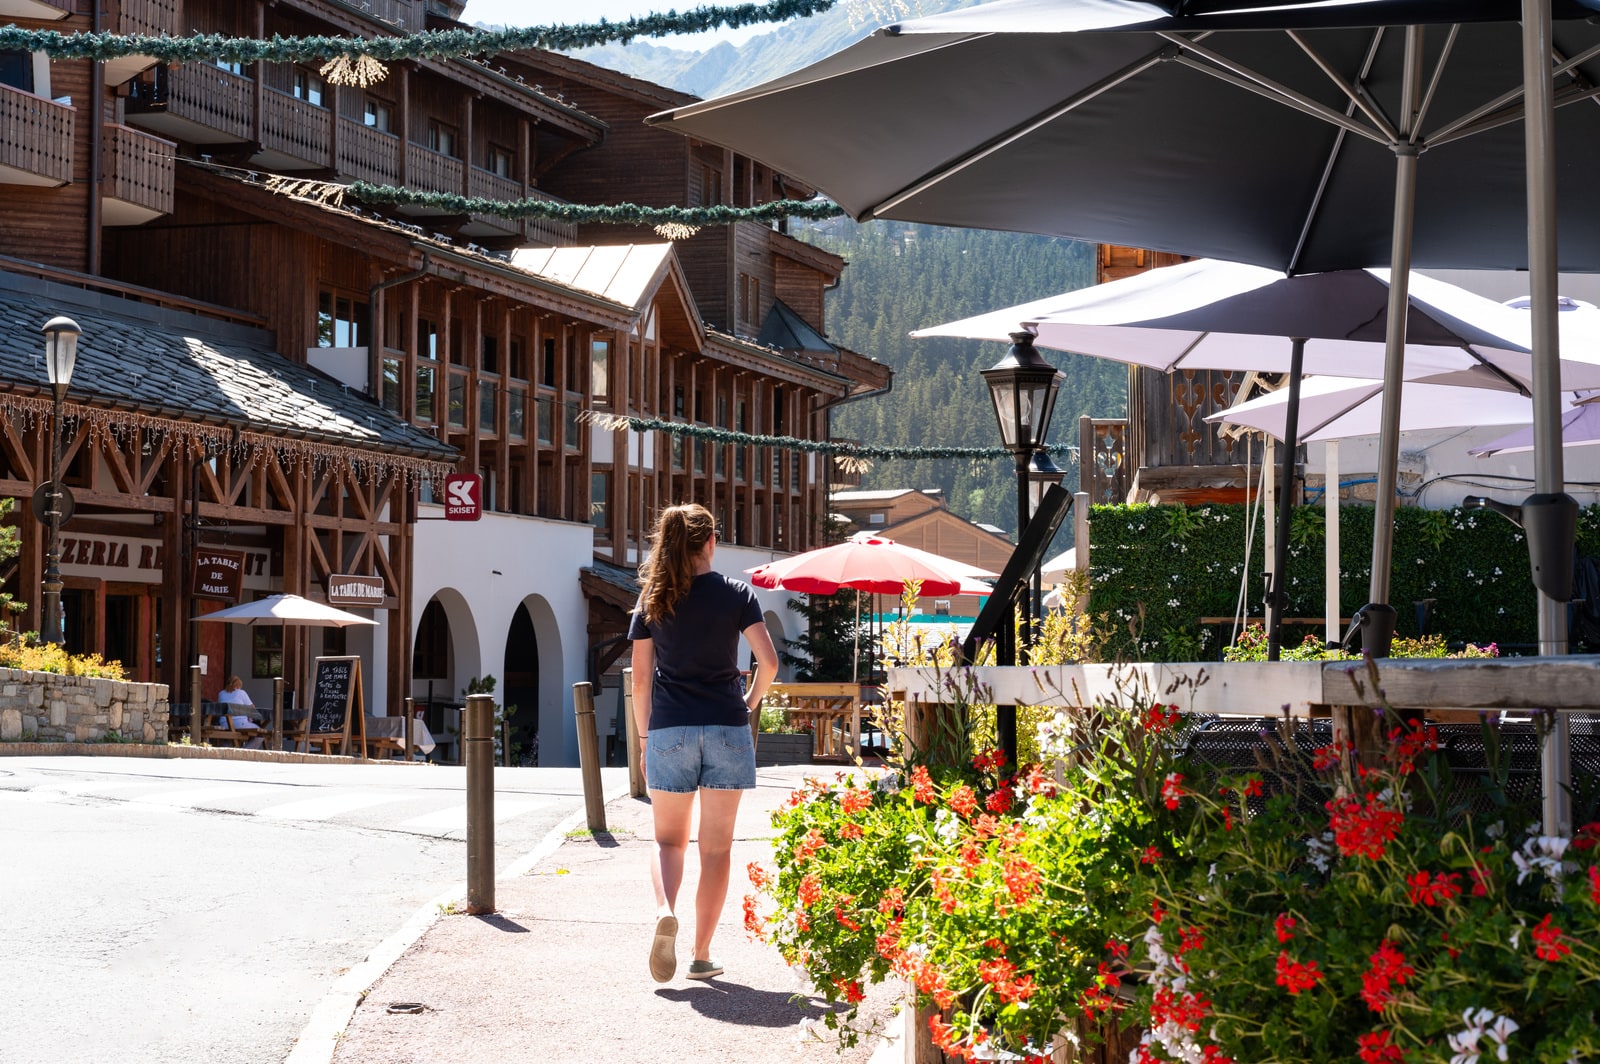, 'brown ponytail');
639,503,715,624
